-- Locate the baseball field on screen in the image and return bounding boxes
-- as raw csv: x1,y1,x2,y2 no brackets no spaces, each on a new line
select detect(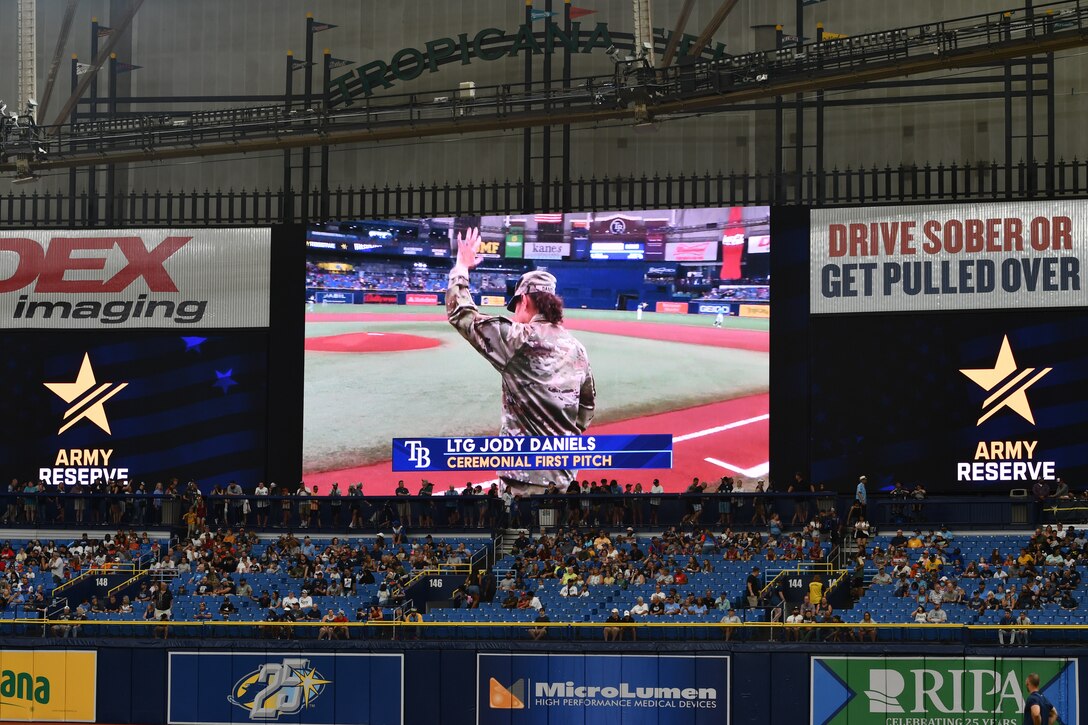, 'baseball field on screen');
303,304,769,494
